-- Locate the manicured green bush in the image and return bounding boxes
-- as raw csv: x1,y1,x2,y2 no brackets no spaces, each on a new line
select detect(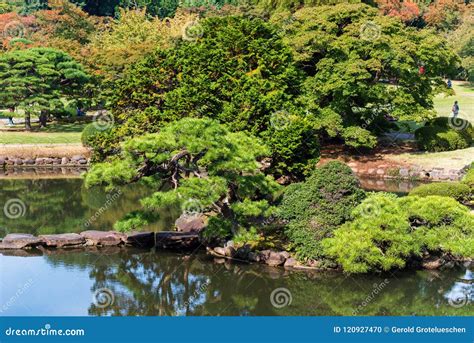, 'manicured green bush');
322,194,474,273
462,163,474,189
409,182,471,203
415,117,473,152
278,161,365,261
81,123,105,147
